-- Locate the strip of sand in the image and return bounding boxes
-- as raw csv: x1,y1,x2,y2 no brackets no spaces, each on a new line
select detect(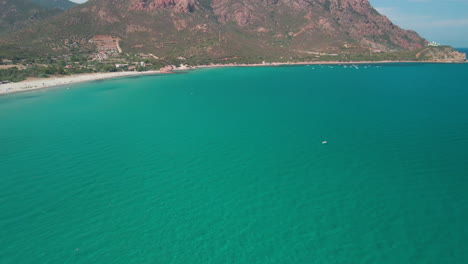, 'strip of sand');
1,60,465,96
0,70,162,95
195,60,463,69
